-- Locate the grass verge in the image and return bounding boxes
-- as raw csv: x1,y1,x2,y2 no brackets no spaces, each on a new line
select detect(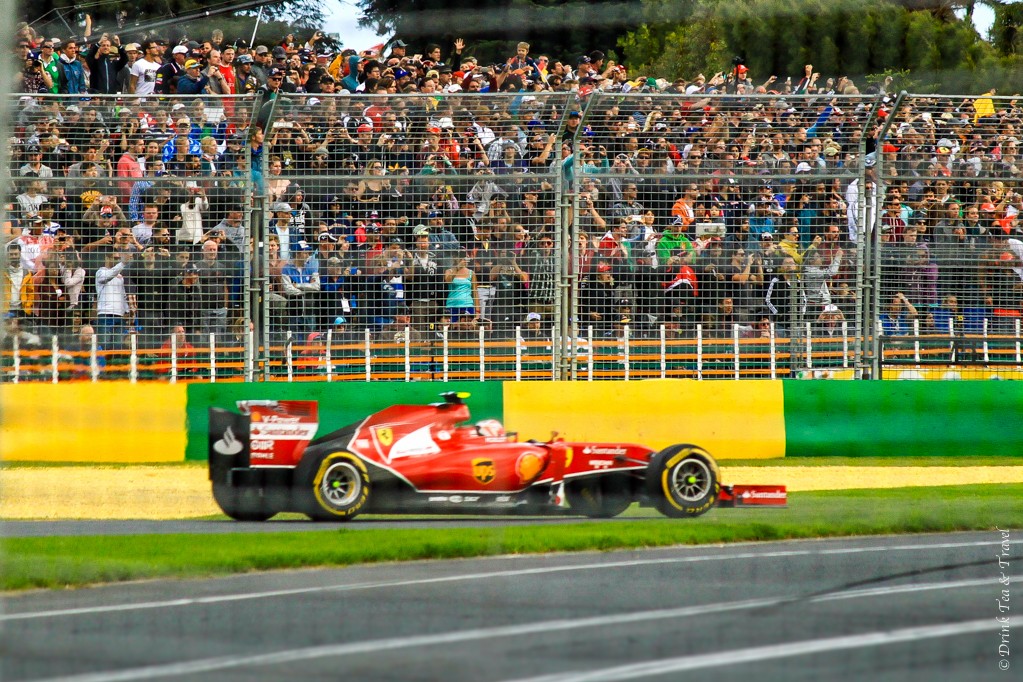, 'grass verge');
3,483,1020,592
